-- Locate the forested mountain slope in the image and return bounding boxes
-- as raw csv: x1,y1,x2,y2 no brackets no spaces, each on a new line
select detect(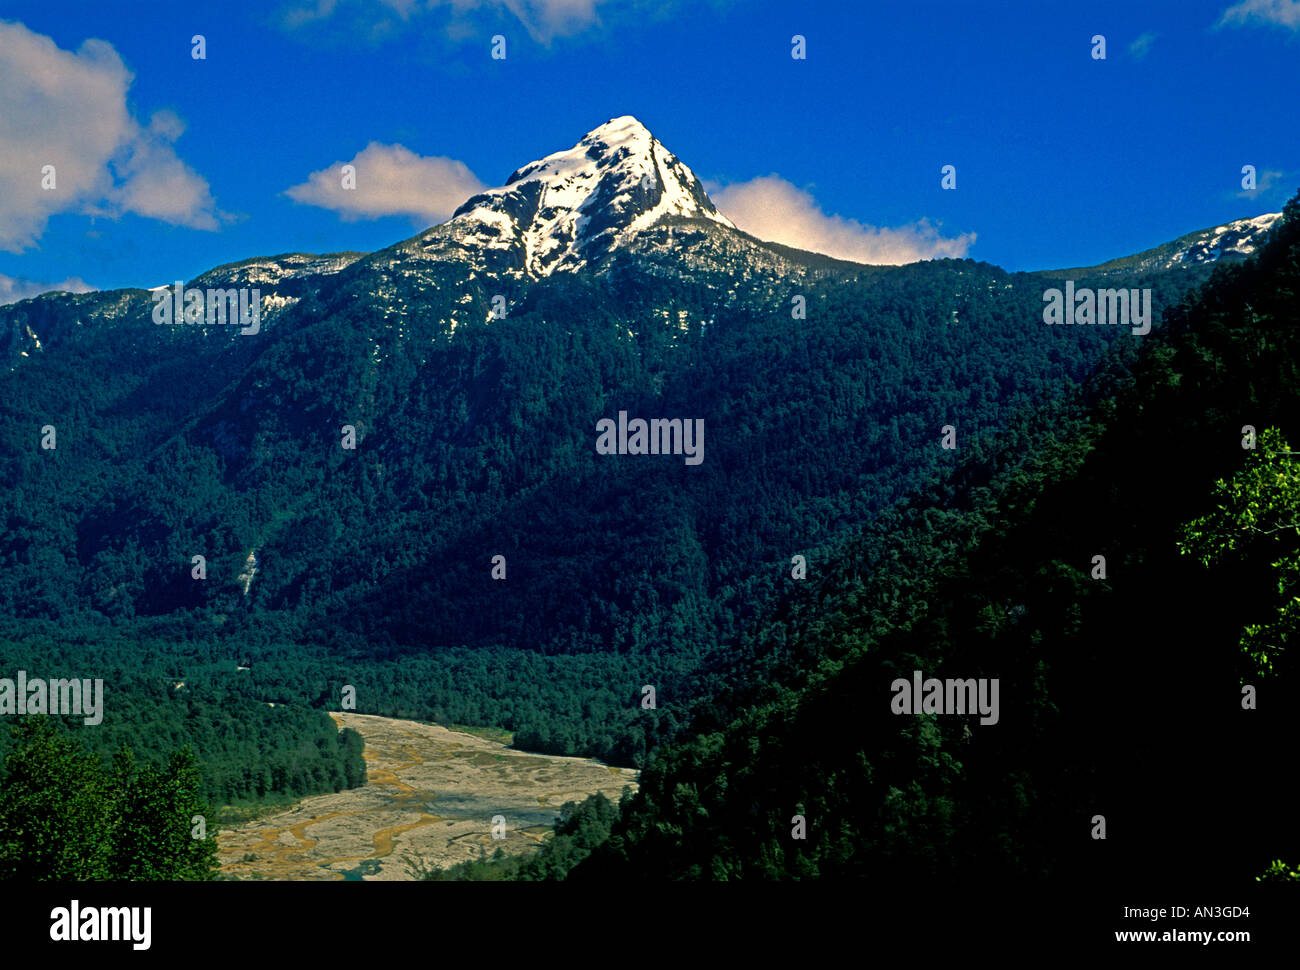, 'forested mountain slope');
563,193,1300,883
